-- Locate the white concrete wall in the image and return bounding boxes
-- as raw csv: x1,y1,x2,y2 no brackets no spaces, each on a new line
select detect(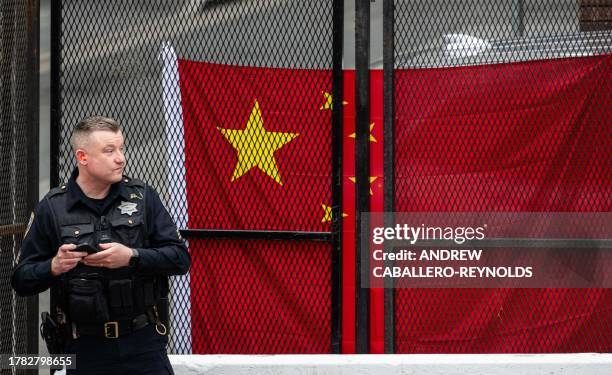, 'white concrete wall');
169,354,612,375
